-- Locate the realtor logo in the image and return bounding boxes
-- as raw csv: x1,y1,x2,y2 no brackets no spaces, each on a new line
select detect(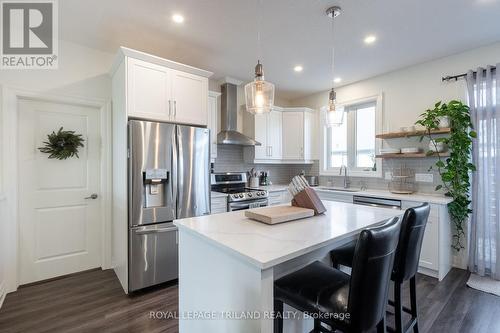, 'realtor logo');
1,0,58,69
